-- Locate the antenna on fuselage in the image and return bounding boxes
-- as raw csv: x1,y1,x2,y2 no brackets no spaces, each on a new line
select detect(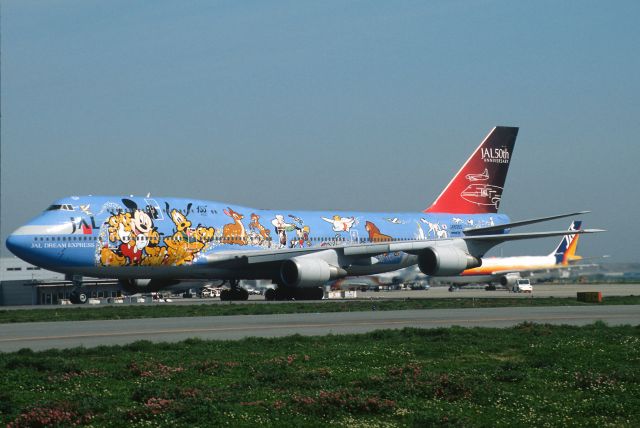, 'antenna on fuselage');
146,192,151,198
